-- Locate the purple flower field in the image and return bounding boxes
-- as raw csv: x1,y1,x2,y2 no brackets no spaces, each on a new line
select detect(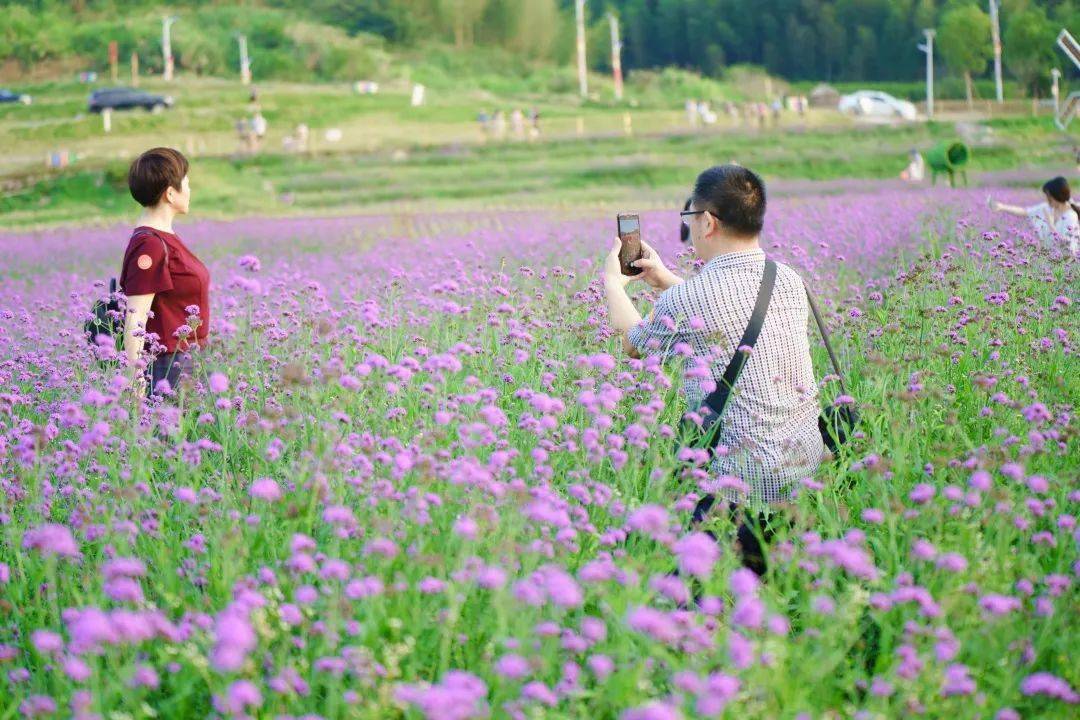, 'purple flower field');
0,186,1076,719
